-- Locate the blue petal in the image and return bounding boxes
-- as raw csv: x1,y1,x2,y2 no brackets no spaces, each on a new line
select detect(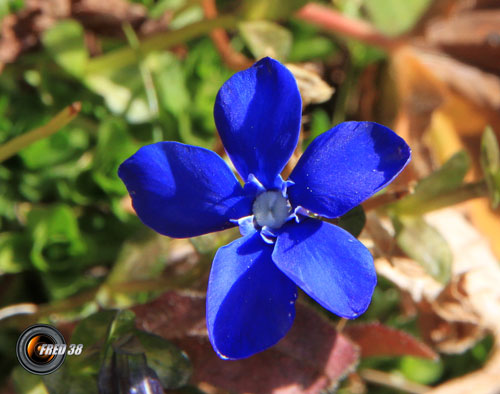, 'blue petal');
207,233,297,359
288,122,411,218
214,57,302,188
118,141,252,238
272,219,376,319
